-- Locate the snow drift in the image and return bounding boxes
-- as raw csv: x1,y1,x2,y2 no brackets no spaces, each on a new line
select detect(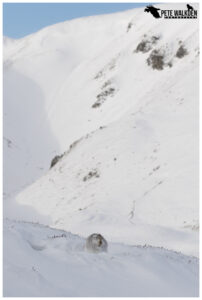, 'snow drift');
3,3,199,296
3,219,199,297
